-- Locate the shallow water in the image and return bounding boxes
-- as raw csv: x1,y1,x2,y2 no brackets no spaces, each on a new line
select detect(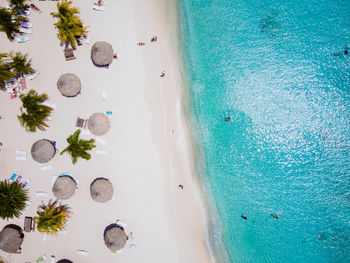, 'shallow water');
179,0,350,262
